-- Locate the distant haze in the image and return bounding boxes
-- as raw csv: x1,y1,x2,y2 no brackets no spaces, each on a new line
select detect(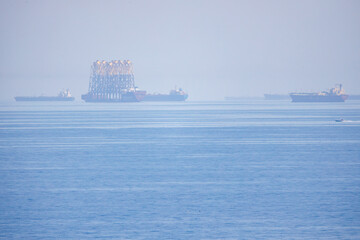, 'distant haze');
0,0,359,100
